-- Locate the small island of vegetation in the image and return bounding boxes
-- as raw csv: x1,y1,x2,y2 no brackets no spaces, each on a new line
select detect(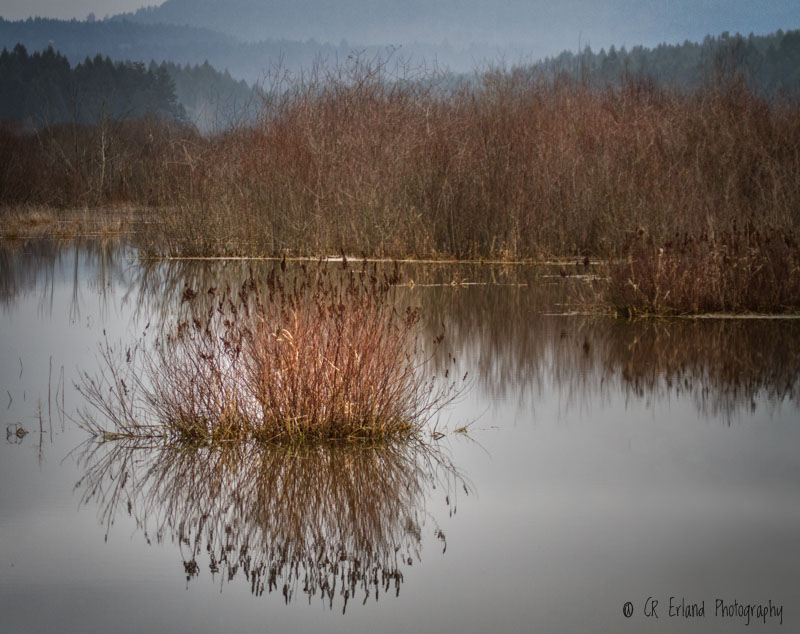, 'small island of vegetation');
78,259,464,443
